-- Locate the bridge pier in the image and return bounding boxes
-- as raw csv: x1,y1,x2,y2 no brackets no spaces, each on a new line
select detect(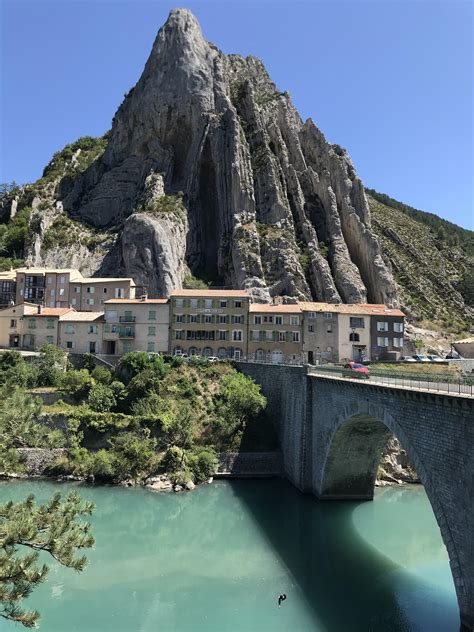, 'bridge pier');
236,362,474,631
